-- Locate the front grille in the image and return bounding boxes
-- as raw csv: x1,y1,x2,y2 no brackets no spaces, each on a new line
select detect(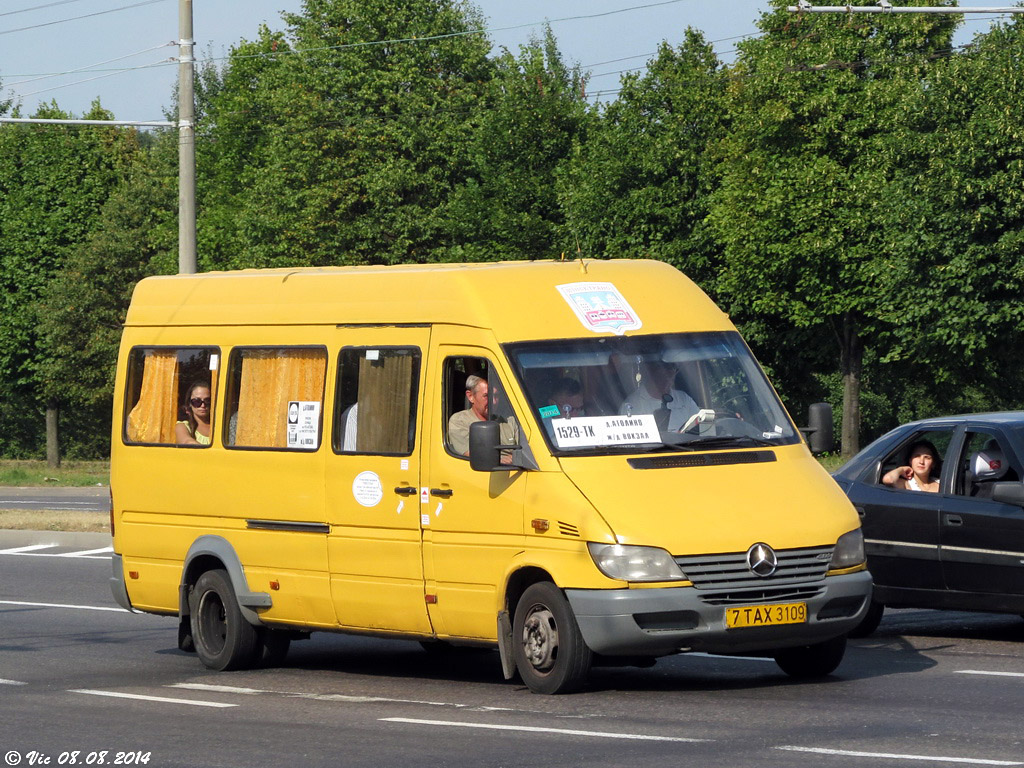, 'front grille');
698,585,826,606
675,545,833,591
